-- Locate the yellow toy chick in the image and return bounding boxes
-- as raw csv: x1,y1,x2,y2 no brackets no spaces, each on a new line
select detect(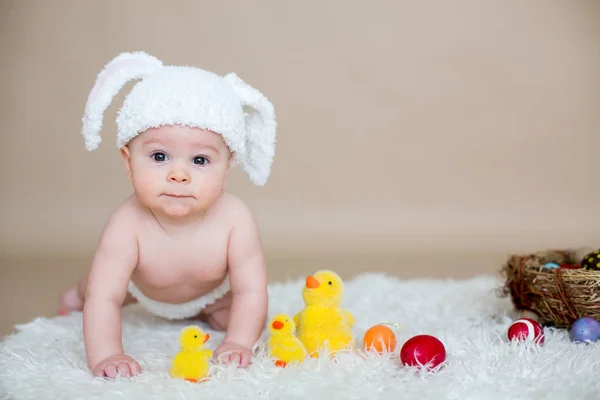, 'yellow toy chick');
294,270,355,358
267,313,308,367
171,325,212,383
